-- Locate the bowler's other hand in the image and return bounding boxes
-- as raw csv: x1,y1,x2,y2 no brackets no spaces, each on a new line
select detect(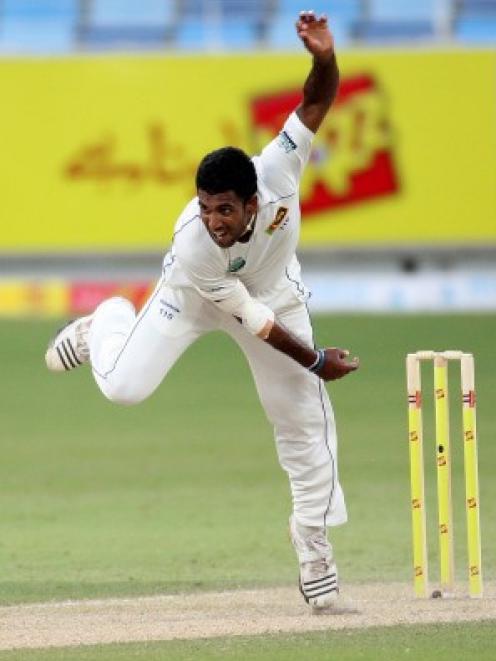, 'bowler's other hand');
296,11,334,60
319,347,359,381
